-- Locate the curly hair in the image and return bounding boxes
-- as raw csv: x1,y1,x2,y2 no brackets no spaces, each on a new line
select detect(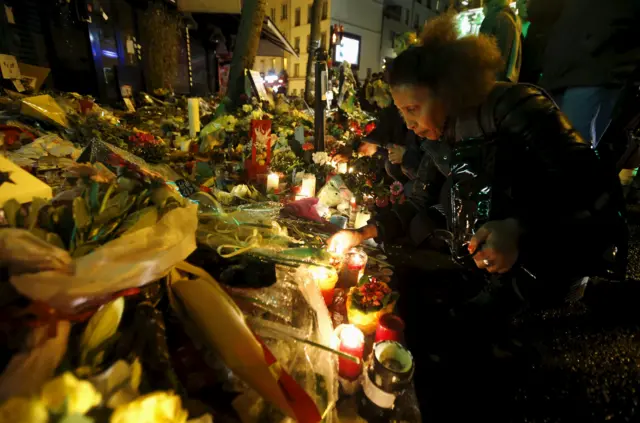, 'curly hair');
387,13,504,115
